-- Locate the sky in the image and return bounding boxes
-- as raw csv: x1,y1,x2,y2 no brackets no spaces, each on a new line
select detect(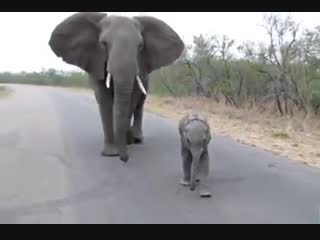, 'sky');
0,12,319,73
